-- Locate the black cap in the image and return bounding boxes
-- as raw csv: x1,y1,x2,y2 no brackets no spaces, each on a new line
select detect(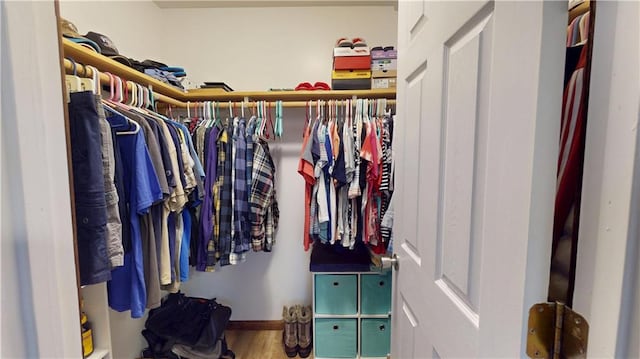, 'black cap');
84,31,119,57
